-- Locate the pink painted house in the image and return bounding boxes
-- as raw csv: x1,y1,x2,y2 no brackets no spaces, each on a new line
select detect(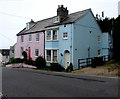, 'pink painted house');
15,18,53,60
